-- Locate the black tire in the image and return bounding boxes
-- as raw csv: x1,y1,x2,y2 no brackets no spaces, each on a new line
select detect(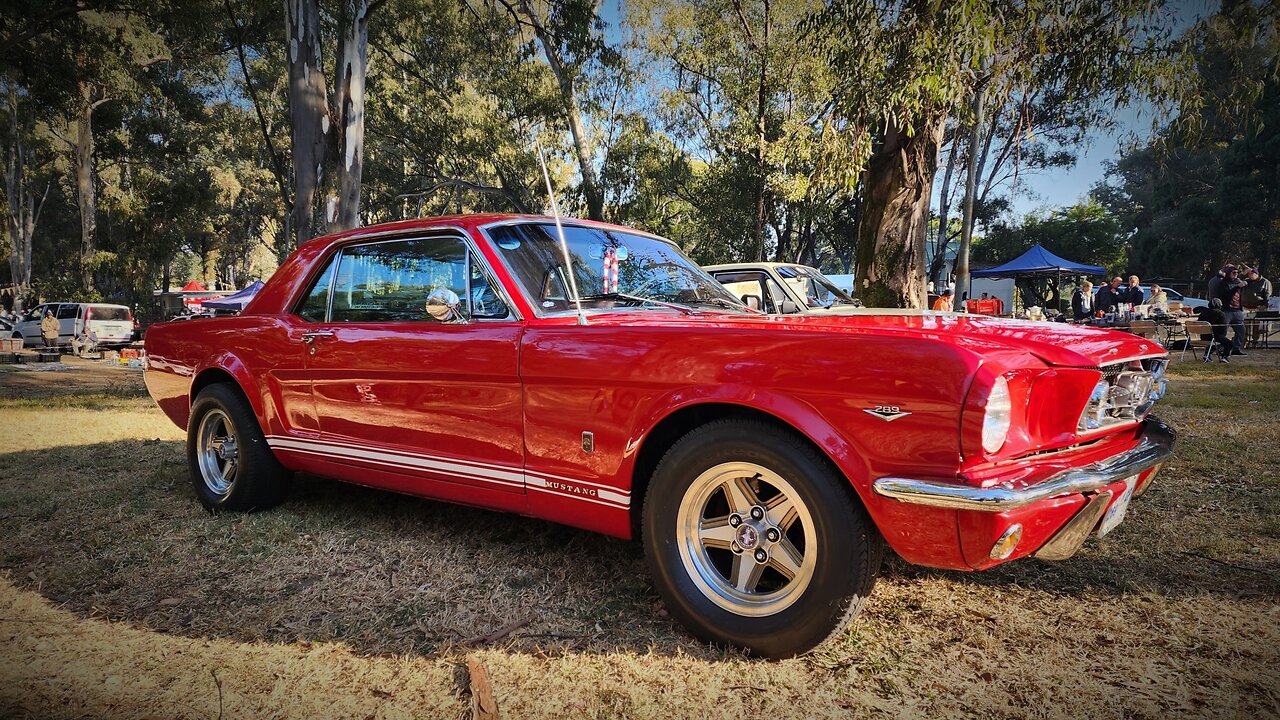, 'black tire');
187,383,290,512
643,418,882,658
